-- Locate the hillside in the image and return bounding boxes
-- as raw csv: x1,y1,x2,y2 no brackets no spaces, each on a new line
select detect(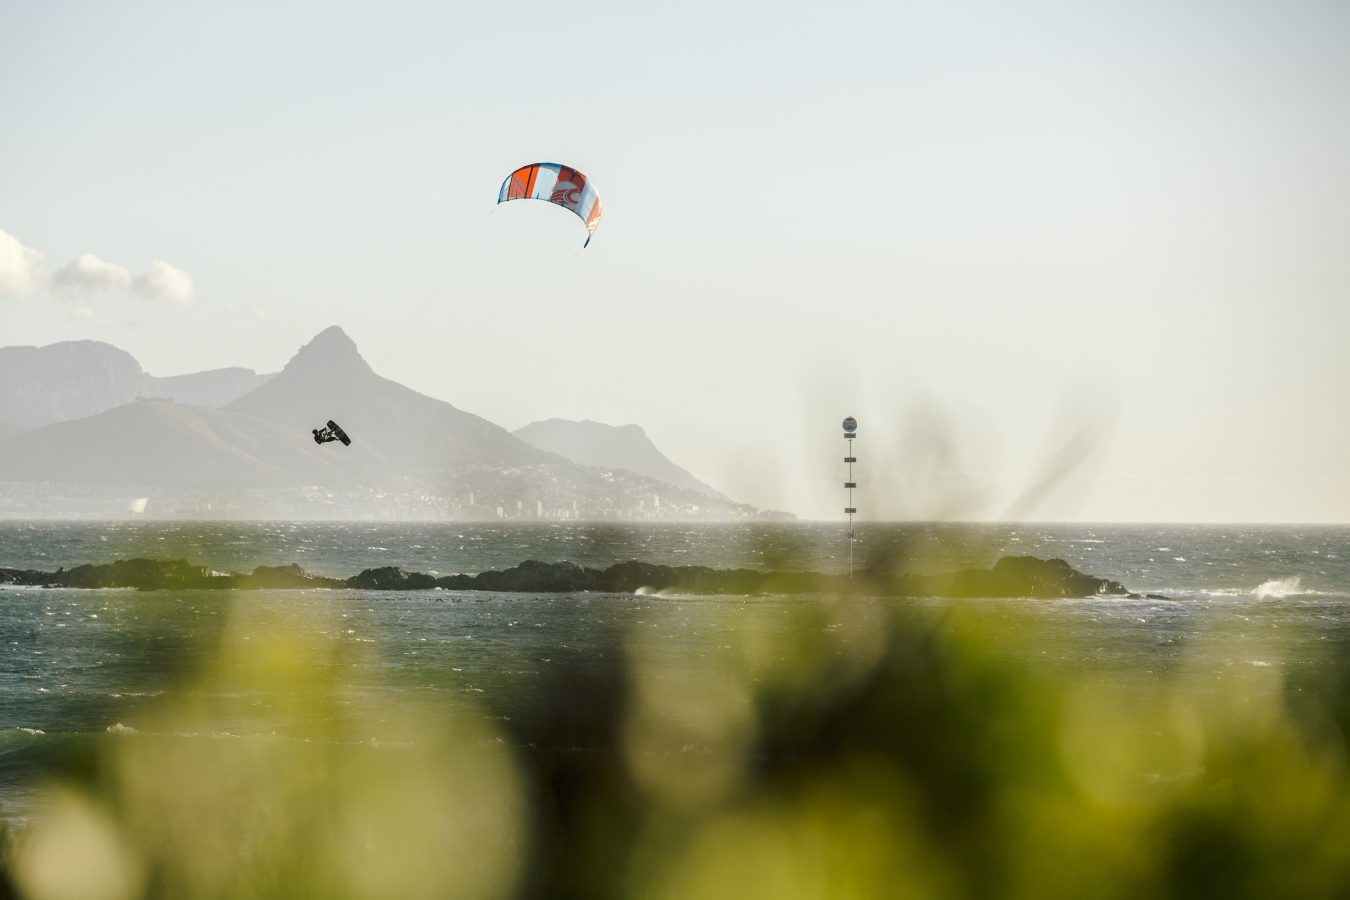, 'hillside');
225,326,549,472
152,368,275,408
0,341,147,426
0,398,358,487
513,419,729,501
0,327,547,487
0,339,274,427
